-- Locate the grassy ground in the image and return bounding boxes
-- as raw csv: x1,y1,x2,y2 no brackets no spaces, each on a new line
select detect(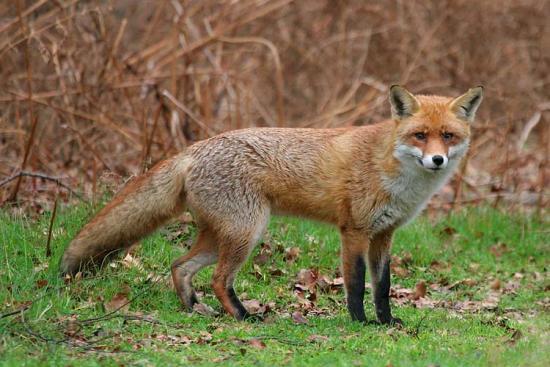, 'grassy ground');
0,204,548,366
